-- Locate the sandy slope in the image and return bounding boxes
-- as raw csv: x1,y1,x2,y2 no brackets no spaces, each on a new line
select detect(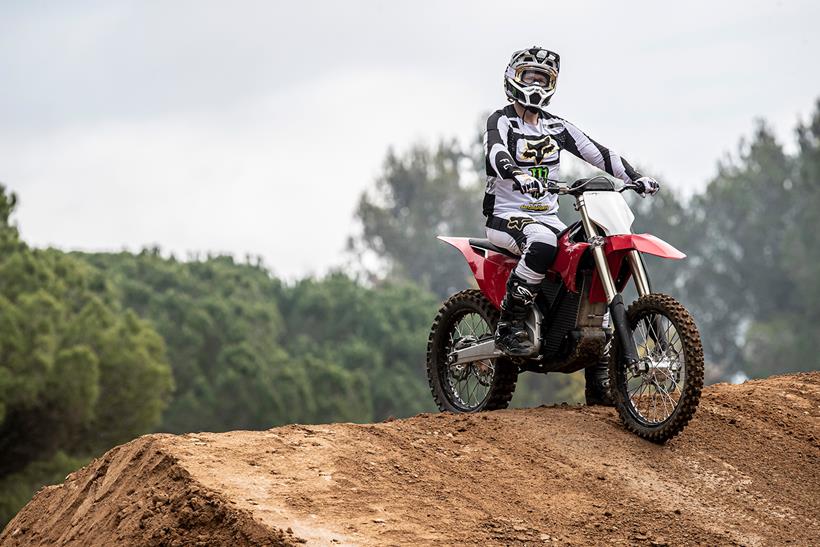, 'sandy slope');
2,372,819,546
